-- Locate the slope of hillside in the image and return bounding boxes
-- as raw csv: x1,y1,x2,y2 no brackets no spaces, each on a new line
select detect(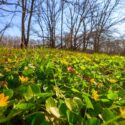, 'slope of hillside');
0,48,125,125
